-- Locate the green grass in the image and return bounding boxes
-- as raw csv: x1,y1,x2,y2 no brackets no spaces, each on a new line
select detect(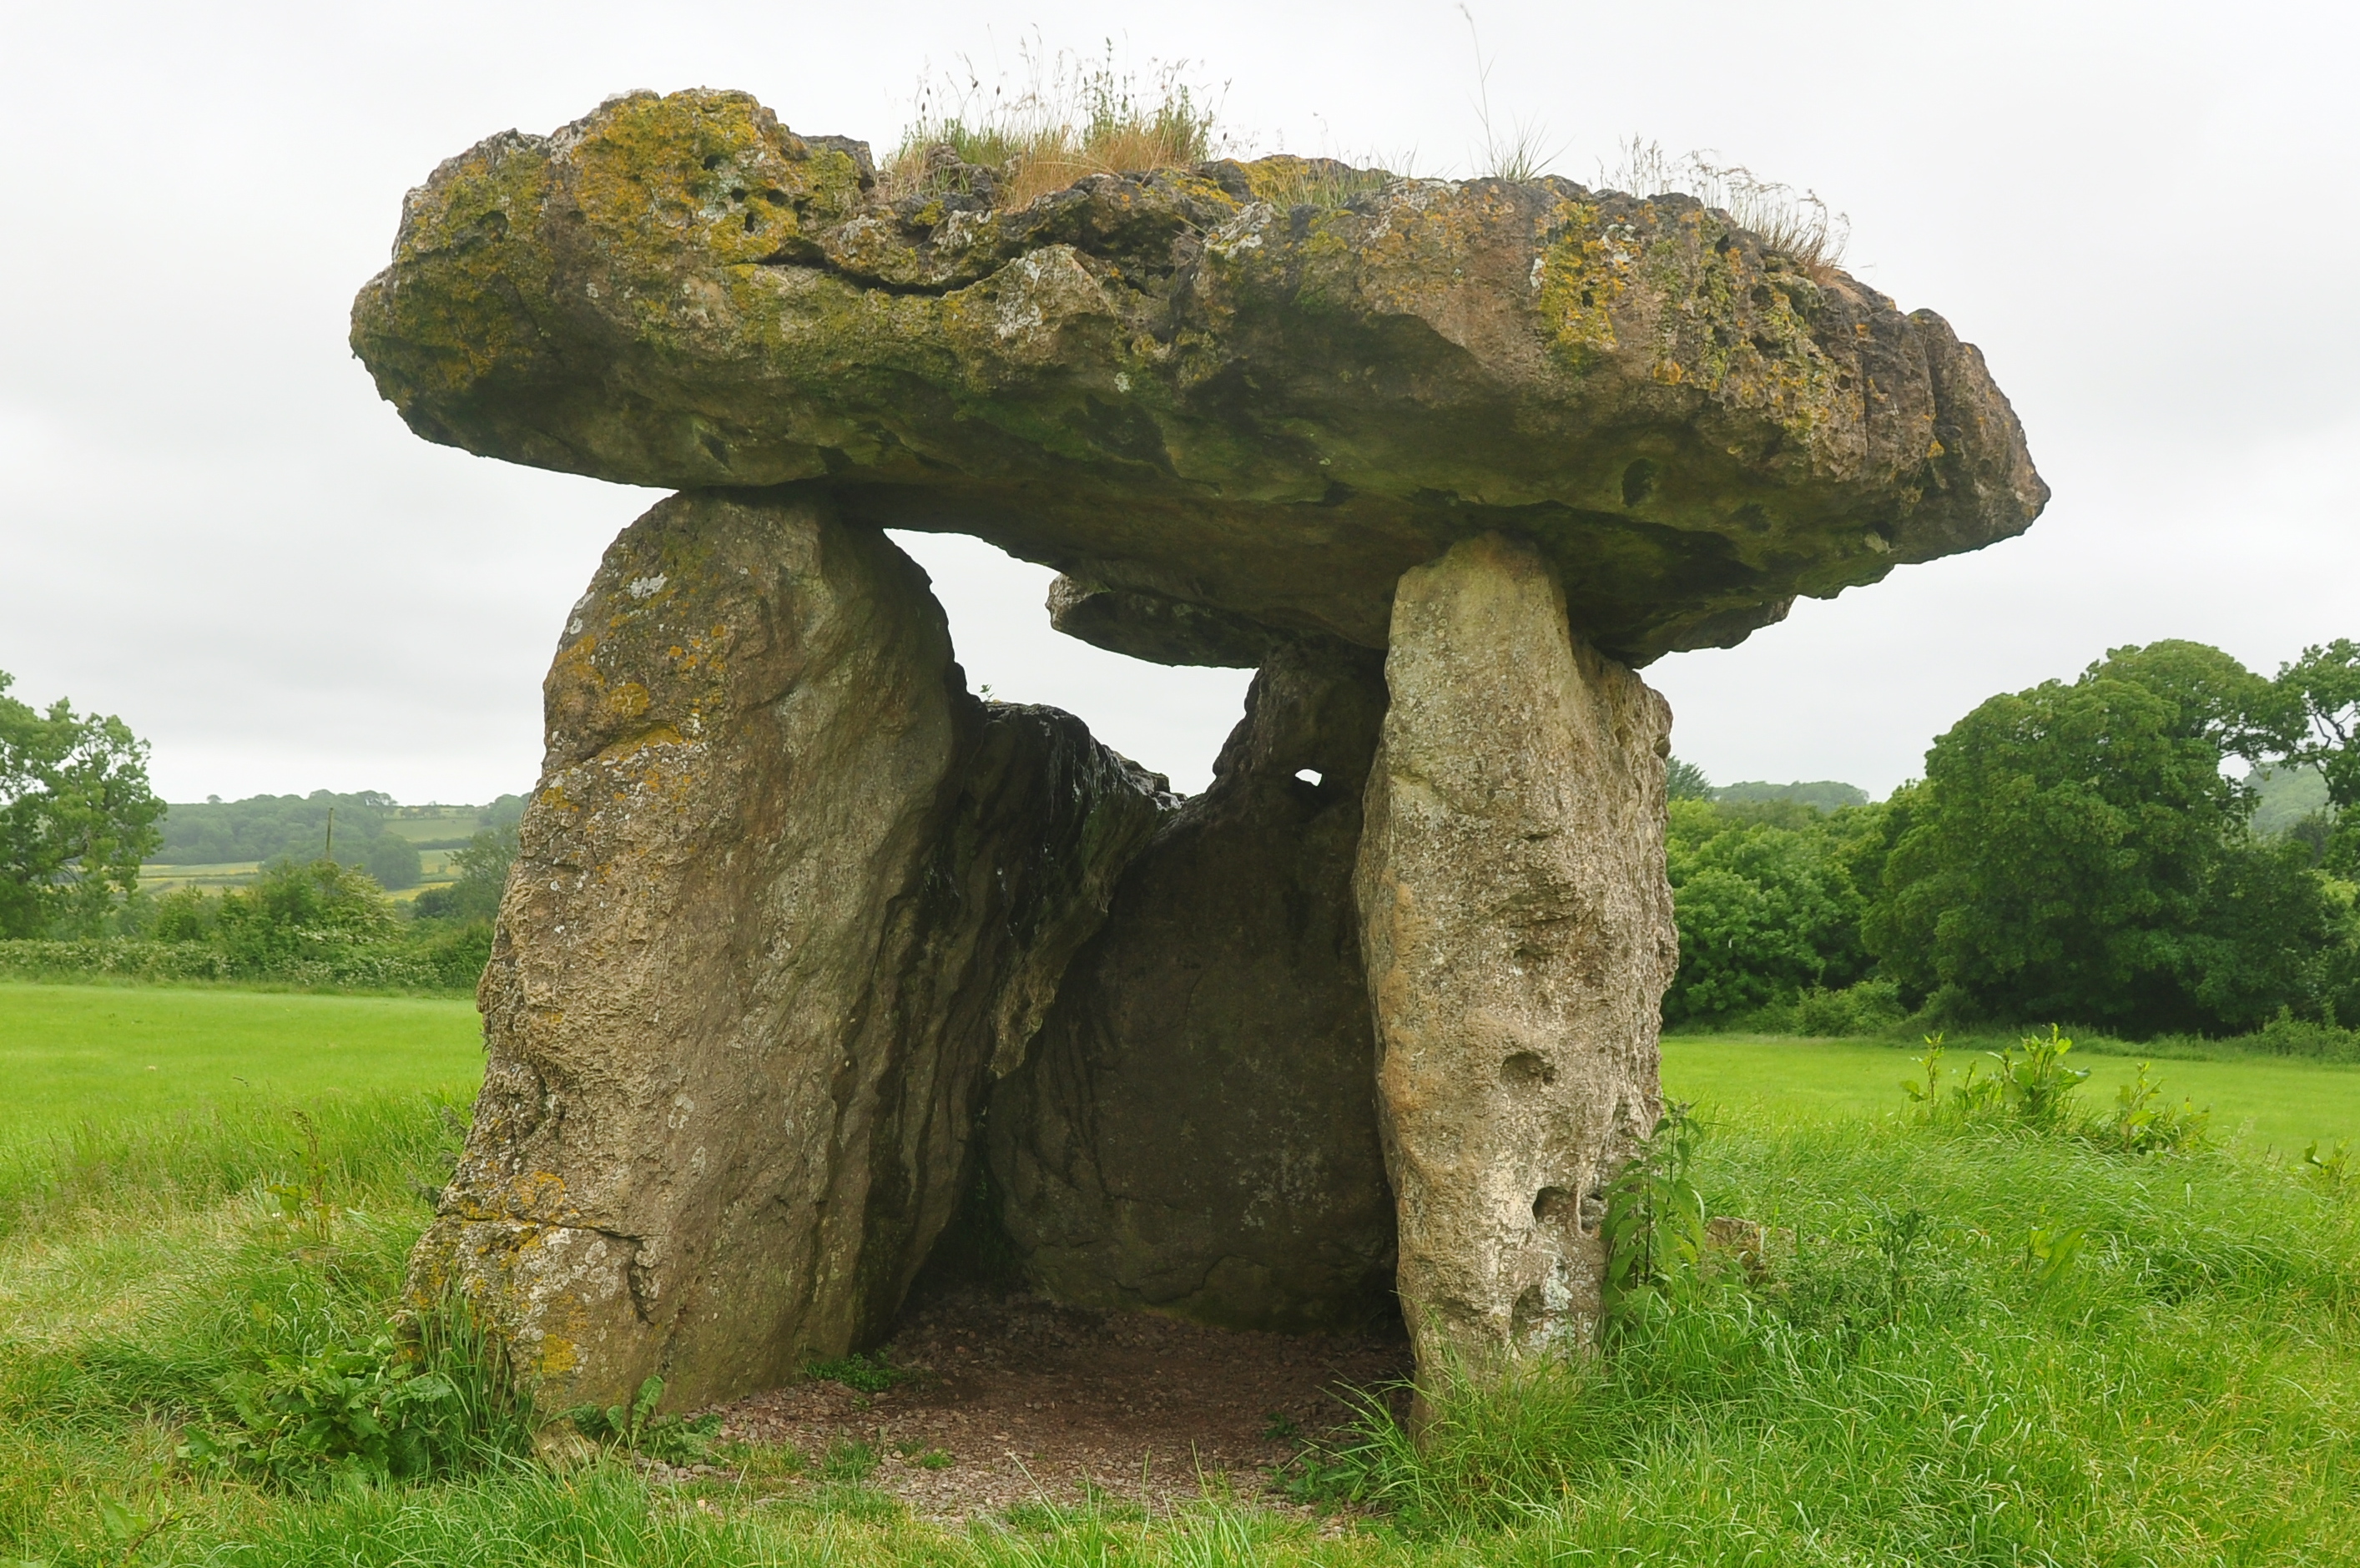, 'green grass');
5,986,2360,1562
1666,1031,2360,1154
0,982,482,1136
